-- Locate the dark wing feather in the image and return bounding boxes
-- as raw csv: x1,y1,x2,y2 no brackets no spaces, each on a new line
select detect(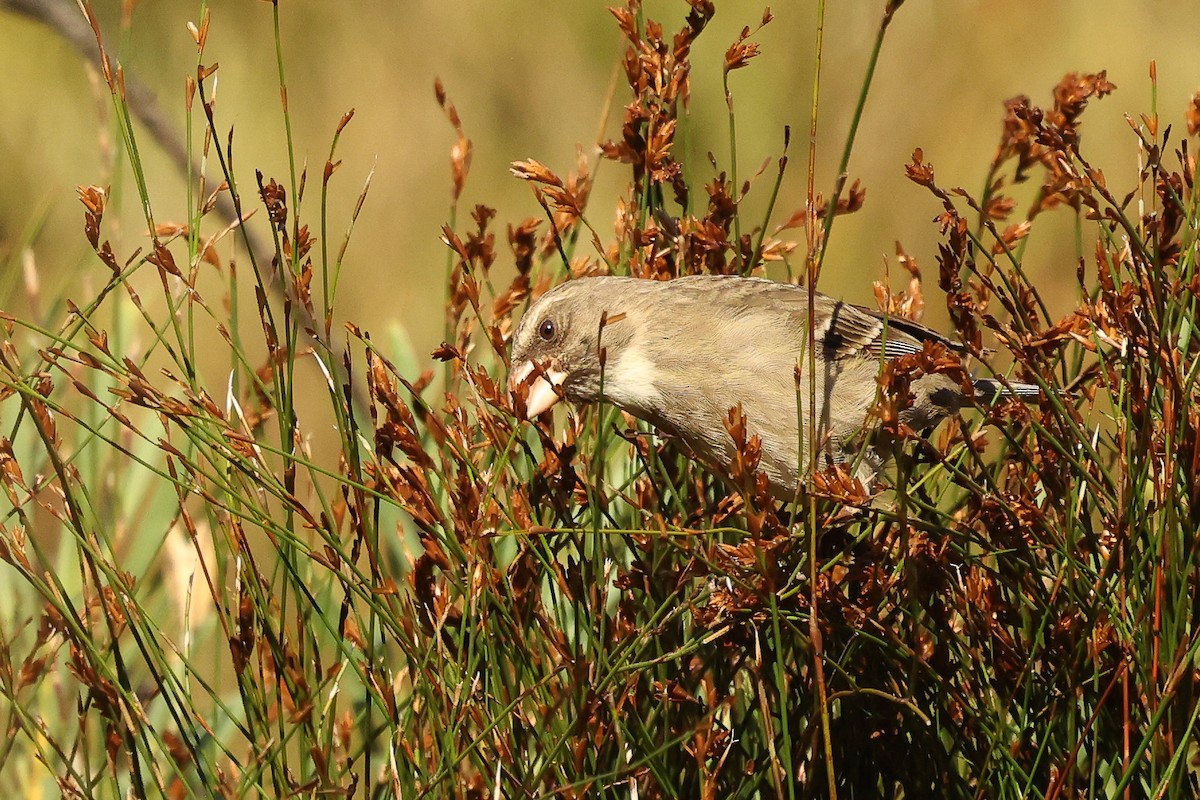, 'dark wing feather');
816,299,965,362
